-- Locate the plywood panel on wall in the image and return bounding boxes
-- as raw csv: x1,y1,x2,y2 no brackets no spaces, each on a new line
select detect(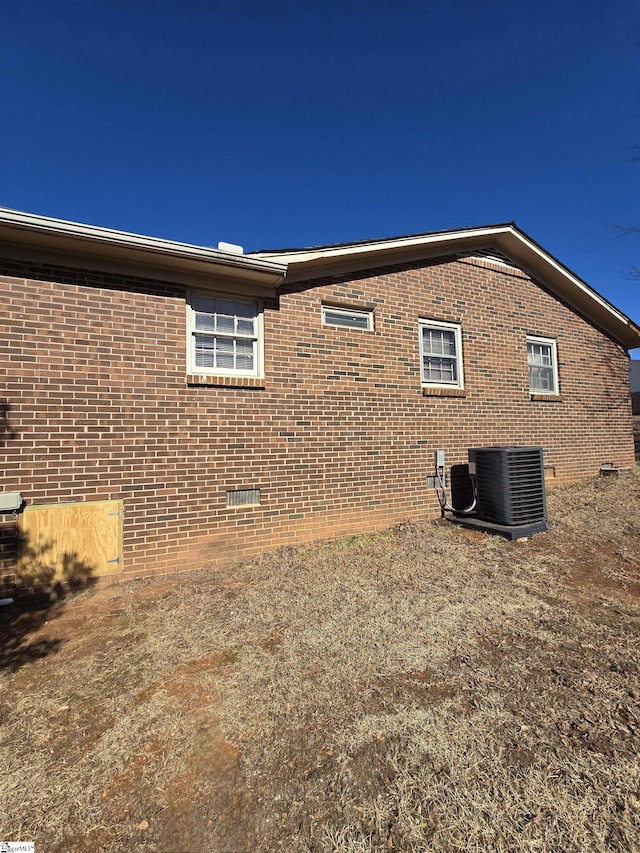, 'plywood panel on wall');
18,501,123,586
